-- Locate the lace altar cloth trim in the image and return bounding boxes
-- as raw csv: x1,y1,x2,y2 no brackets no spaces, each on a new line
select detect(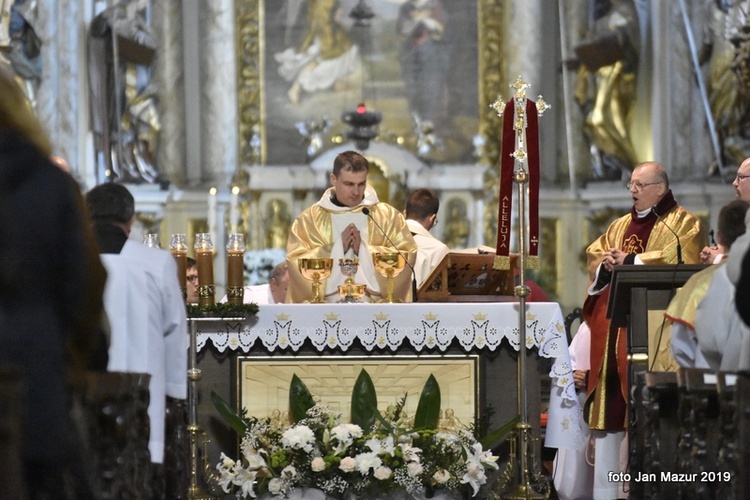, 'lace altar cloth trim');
196,302,585,450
